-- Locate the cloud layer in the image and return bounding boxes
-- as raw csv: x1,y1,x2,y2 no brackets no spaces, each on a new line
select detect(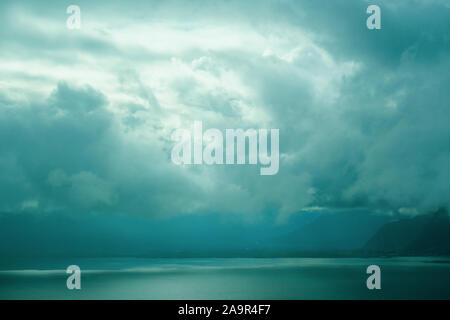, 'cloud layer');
0,0,449,221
